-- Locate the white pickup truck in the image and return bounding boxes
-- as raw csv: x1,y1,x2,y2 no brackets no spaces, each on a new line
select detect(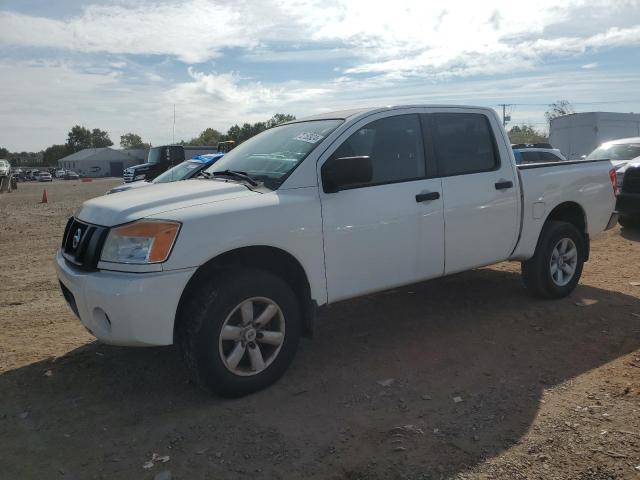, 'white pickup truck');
56,105,618,396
